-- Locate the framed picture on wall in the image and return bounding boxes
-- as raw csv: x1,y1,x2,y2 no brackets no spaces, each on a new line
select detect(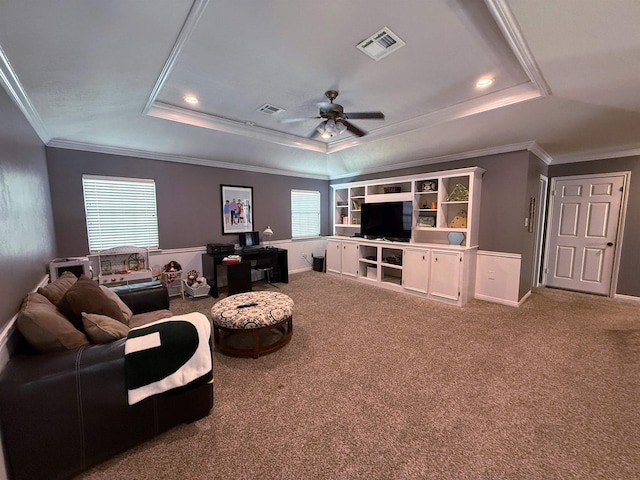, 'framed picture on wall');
221,185,254,234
